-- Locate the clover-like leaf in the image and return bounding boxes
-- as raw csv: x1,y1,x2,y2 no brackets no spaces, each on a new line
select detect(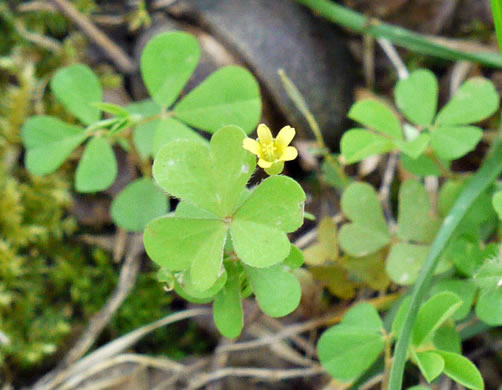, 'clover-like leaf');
153,125,255,218
213,263,244,338
318,303,385,383
339,182,391,256
22,115,88,175
144,217,228,291
111,178,168,232
340,129,395,163
245,263,301,317
348,99,402,139
412,291,463,347
430,126,482,160
75,136,117,193
414,351,444,383
51,64,103,125
436,77,499,126
141,31,200,107
398,180,441,244
175,66,261,134
231,175,305,267
395,69,438,126
435,351,484,390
